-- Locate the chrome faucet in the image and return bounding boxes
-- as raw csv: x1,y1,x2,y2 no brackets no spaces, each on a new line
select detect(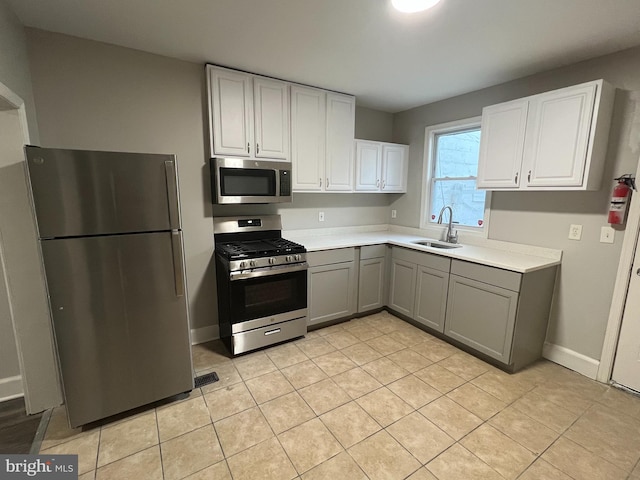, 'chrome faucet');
437,205,458,244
